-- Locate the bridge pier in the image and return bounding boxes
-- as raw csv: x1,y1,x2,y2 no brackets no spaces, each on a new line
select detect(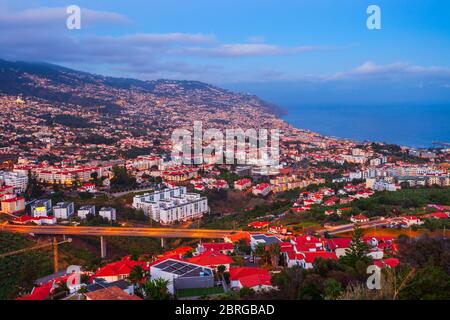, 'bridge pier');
160,238,166,248
100,236,107,259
